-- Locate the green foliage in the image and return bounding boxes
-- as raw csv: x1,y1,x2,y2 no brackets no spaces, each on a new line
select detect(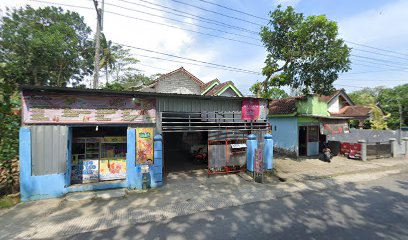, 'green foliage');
0,195,20,208
255,5,351,96
348,84,408,130
0,5,94,87
250,82,288,99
